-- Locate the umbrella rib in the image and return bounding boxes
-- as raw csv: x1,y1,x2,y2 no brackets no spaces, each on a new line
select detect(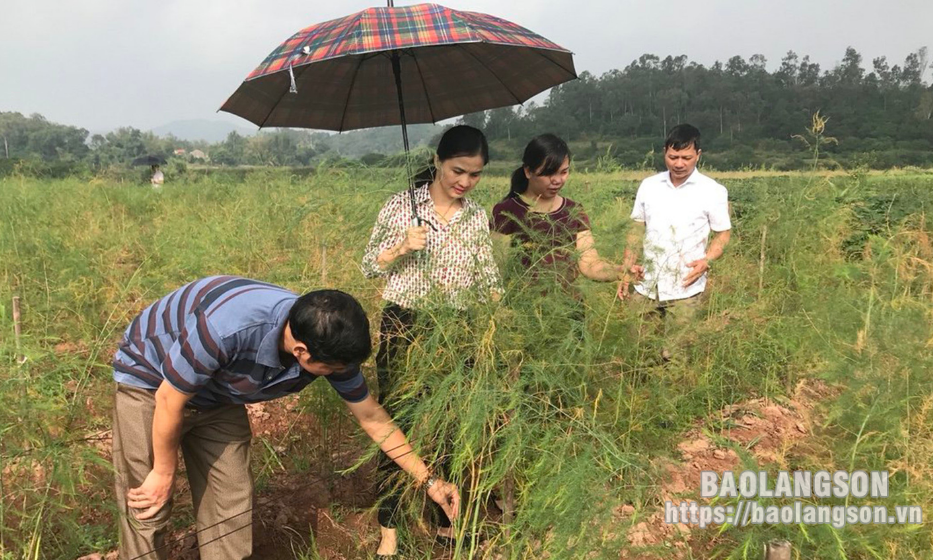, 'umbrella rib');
257,60,307,129
410,52,437,124
338,54,369,133
455,43,522,105
524,46,578,80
